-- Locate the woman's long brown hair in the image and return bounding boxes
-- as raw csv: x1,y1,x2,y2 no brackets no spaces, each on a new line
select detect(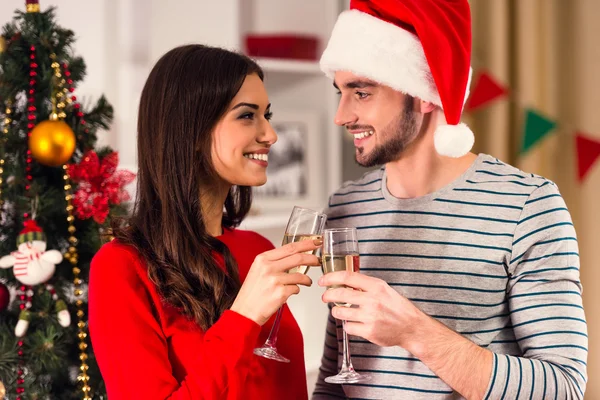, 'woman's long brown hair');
113,44,263,330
